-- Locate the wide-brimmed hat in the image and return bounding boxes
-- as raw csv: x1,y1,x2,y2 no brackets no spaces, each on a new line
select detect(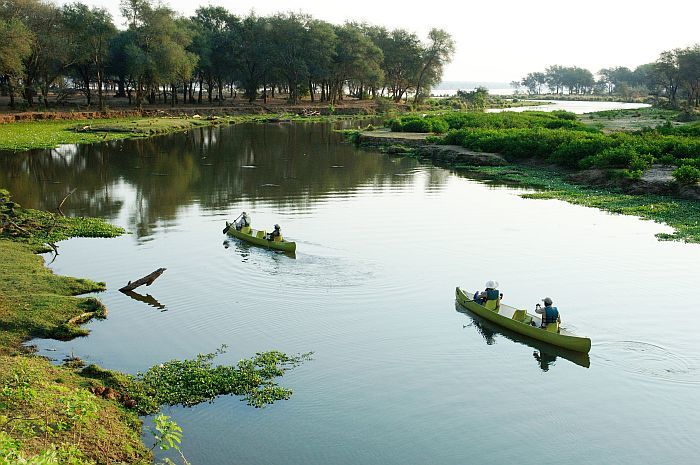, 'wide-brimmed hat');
485,280,499,289
542,297,553,305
